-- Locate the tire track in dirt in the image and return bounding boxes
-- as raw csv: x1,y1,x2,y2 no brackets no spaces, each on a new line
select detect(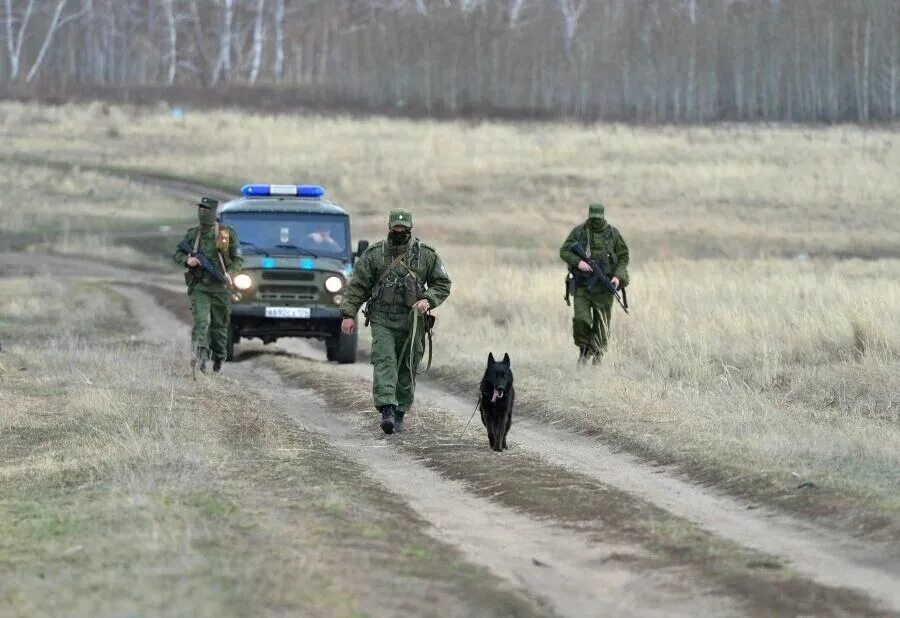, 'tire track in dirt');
114,283,744,618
